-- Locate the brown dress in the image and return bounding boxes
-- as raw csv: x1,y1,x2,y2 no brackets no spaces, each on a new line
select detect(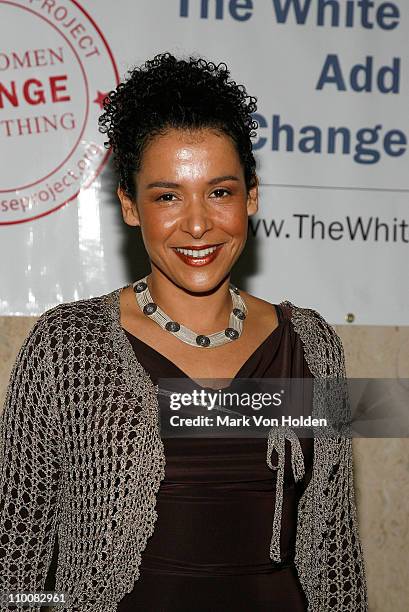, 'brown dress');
117,303,314,612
